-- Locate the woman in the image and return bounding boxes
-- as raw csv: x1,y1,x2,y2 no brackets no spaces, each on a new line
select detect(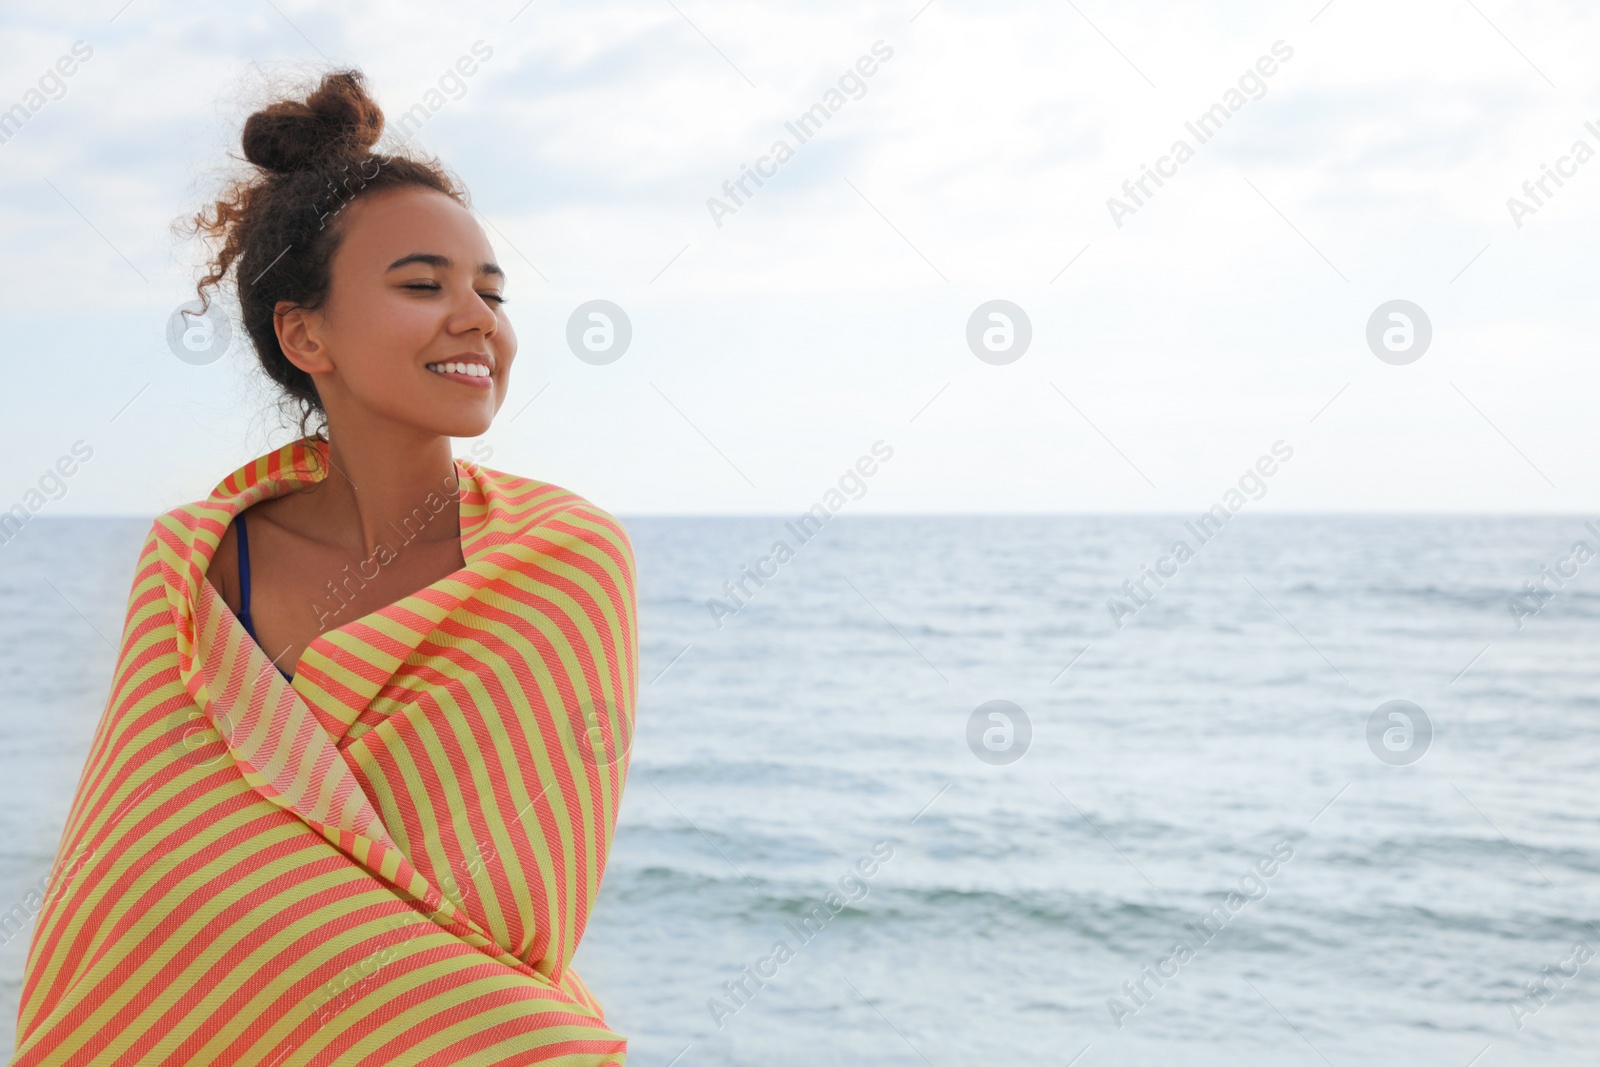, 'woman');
10,70,637,1066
